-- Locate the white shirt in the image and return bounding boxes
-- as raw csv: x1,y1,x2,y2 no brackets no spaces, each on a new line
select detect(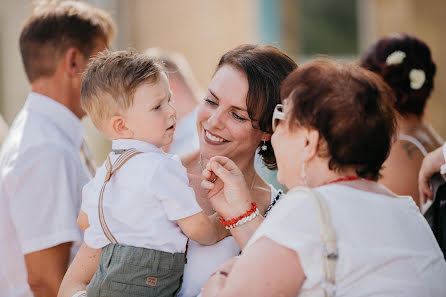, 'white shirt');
178,185,280,297
247,183,446,297
168,109,199,155
82,139,203,253
0,92,89,297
